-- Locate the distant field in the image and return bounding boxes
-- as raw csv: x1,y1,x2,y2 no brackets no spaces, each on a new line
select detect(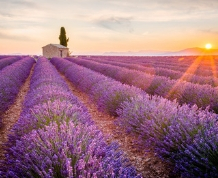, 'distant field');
67,55,218,112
